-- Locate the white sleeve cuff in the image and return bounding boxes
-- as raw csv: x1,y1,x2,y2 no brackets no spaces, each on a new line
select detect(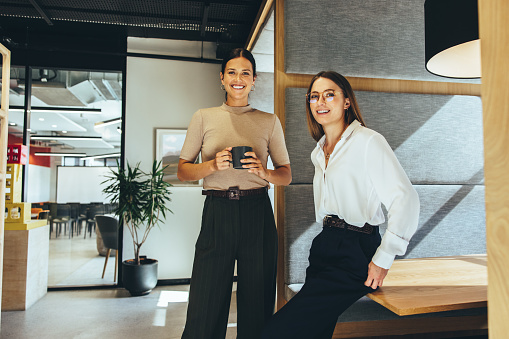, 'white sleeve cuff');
372,248,395,269
372,230,411,269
